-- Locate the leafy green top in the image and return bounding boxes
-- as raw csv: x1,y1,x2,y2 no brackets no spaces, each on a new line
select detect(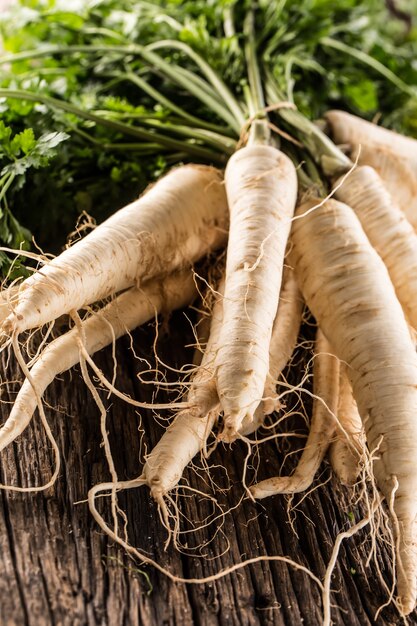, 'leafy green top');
0,0,416,277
